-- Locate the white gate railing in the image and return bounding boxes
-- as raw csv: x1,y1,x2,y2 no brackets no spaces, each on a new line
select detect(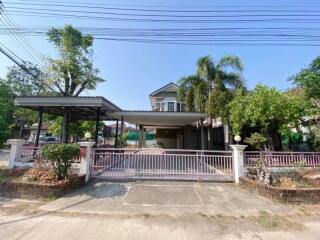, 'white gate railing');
244,151,320,167
91,148,234,181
